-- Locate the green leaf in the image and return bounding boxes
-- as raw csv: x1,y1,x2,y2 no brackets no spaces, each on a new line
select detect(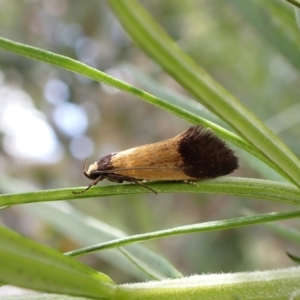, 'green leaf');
22,202,182,280
117,248,180,280
229,0,300,70
0,226,115,298
116,267,300,300
66,209,300,256
259,215,300,244
0,295,90,300
1,178,300,207
285,0,300,9
287,252,300,264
